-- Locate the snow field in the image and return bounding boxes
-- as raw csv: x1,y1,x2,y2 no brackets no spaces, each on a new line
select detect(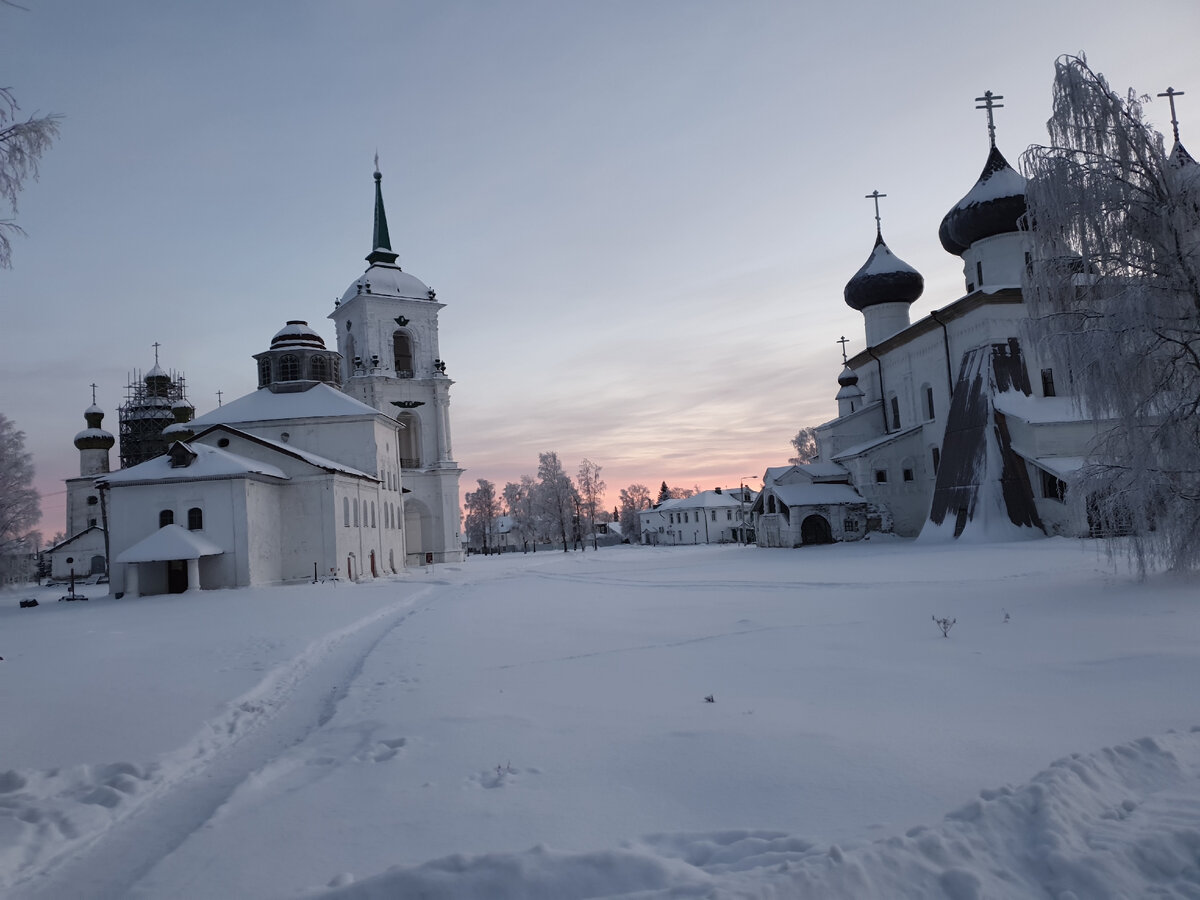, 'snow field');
3,538,1200,897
